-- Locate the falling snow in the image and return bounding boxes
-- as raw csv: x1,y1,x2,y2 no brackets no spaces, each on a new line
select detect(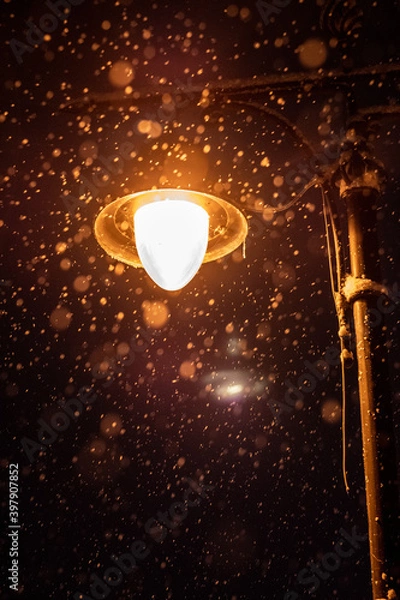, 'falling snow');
1,1,400,600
